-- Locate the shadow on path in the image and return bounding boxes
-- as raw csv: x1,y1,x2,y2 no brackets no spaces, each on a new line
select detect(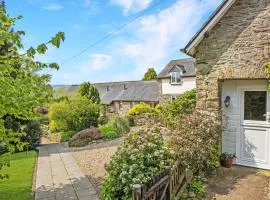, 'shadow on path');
204,166,270,200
